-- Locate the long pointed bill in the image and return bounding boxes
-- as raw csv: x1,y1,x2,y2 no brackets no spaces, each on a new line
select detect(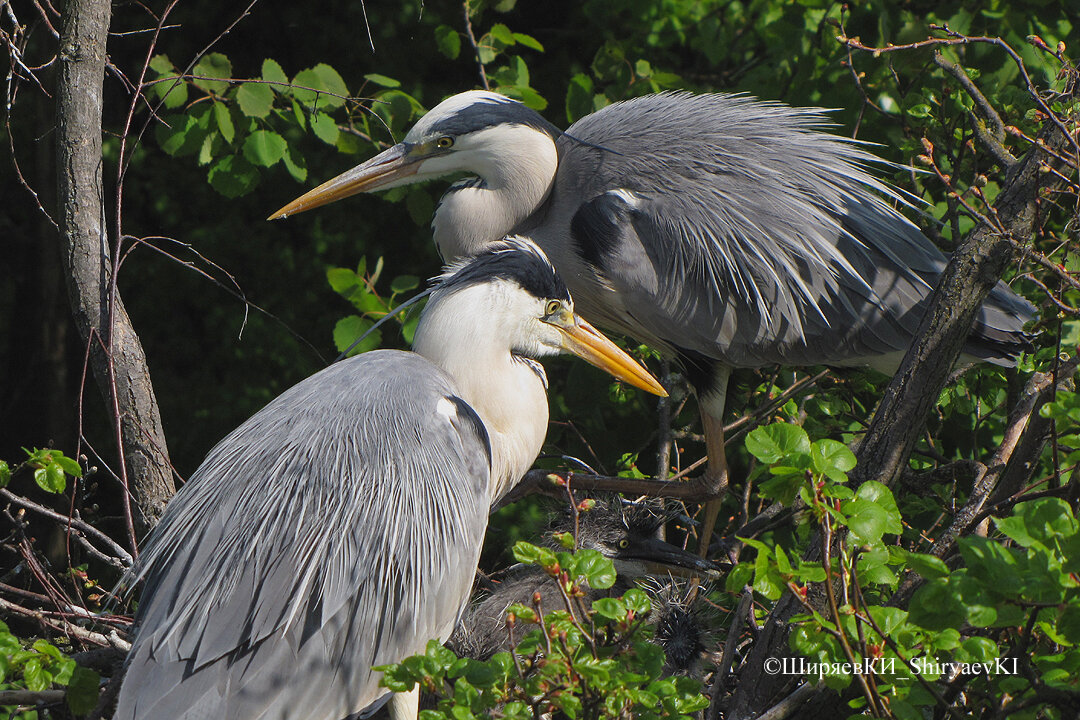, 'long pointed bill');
629,536,727,579
557,315,667,397
267,143,416,220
